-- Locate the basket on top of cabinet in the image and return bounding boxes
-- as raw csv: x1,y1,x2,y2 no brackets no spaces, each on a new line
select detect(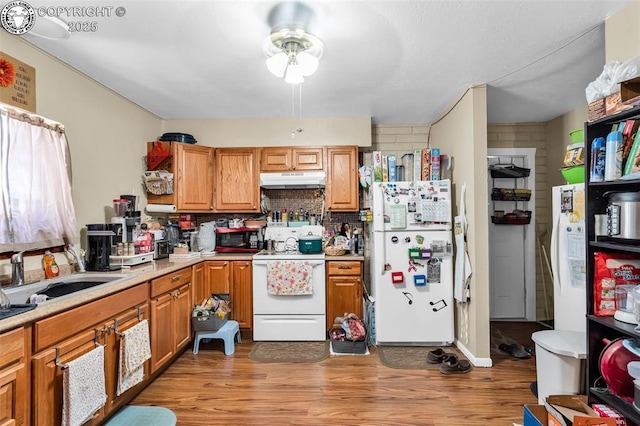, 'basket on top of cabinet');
491,188,532,201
